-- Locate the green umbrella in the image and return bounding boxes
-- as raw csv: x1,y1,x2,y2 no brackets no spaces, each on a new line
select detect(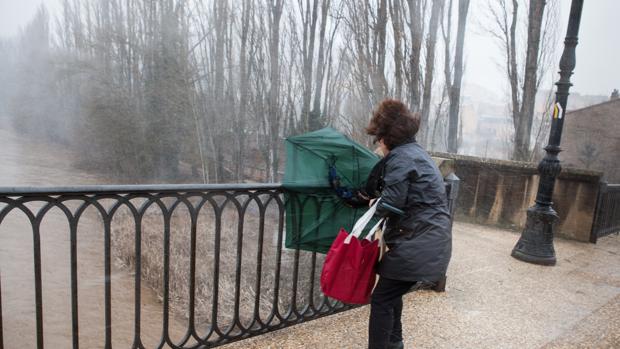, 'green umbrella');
283,127,380,253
